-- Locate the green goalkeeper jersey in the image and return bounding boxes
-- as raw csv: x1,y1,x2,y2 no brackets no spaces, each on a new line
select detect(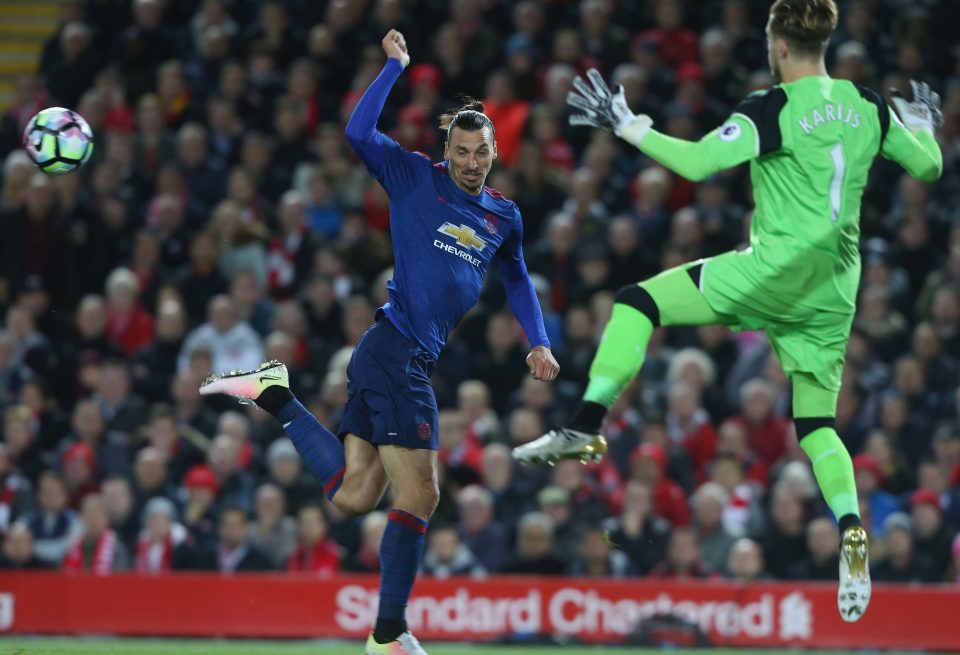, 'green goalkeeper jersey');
635,75,942,315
